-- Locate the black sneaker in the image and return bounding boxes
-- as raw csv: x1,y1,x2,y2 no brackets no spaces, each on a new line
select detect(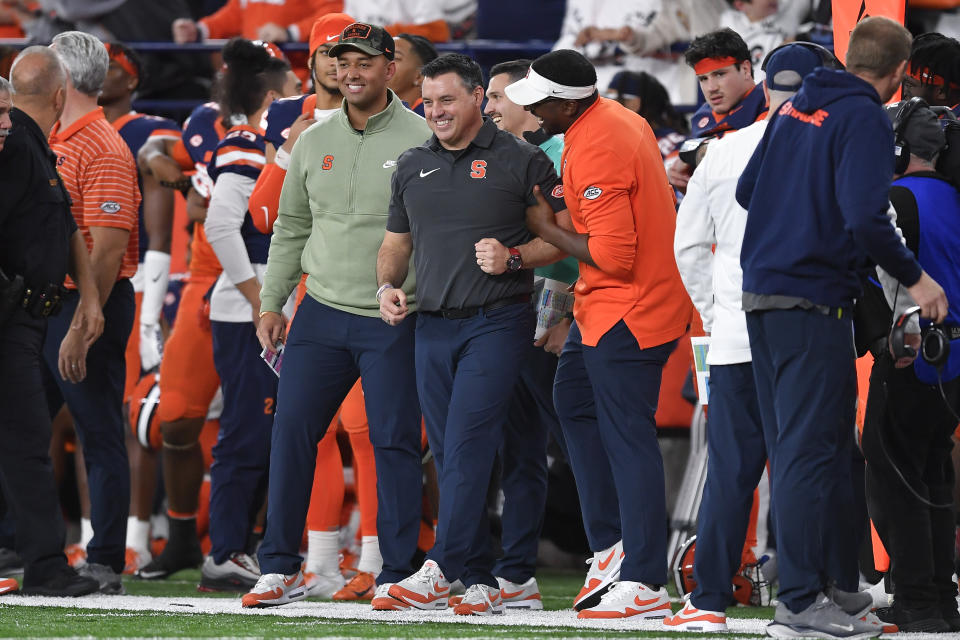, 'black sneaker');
875,604,950,633
21,566,99,597
940,604,960,632
0,548,23,577
136,544,203,580
77,562,124,595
